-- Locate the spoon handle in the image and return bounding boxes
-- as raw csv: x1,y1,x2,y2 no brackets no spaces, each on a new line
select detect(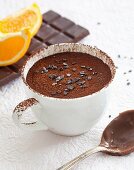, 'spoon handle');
57,146,104,170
